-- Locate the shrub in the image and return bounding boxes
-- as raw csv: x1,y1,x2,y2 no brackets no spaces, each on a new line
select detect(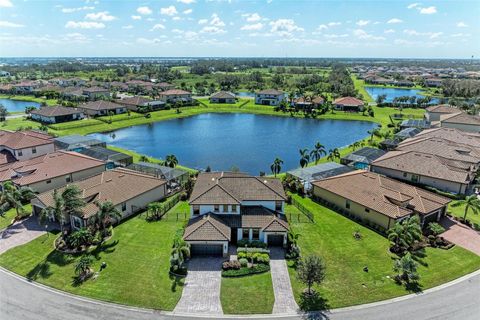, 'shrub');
237,239,268,248
428,222,445,236
239,258,248,267
256,253,270,264
222,260,241,270
237,246,269,253
222,264,270,277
